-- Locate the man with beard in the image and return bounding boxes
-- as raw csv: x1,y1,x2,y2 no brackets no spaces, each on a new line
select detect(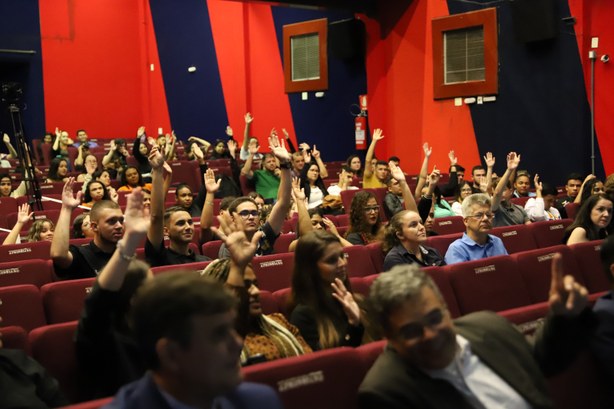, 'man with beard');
360,259,595,409
444,193,508,264
51,177,125,279
145,147,210,267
